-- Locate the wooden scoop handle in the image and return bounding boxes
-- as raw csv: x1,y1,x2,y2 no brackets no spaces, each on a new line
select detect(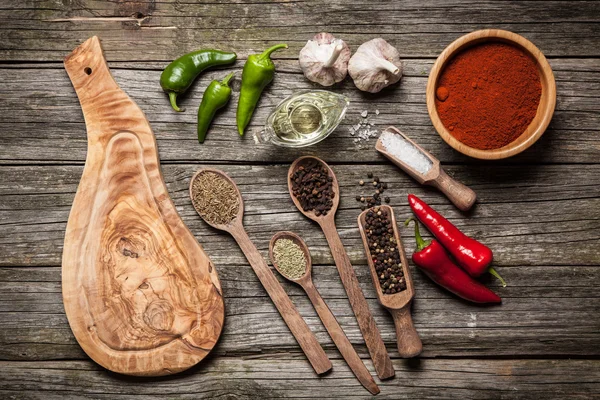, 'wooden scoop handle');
230,225,332,375
429,168,477,211
302,280,380,394
390,305,422,358
321,219,395,380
